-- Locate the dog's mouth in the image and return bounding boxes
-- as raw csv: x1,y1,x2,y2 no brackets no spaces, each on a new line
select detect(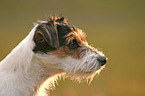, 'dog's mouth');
66,58,106,82
84,59,106,74
82,53,107,71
